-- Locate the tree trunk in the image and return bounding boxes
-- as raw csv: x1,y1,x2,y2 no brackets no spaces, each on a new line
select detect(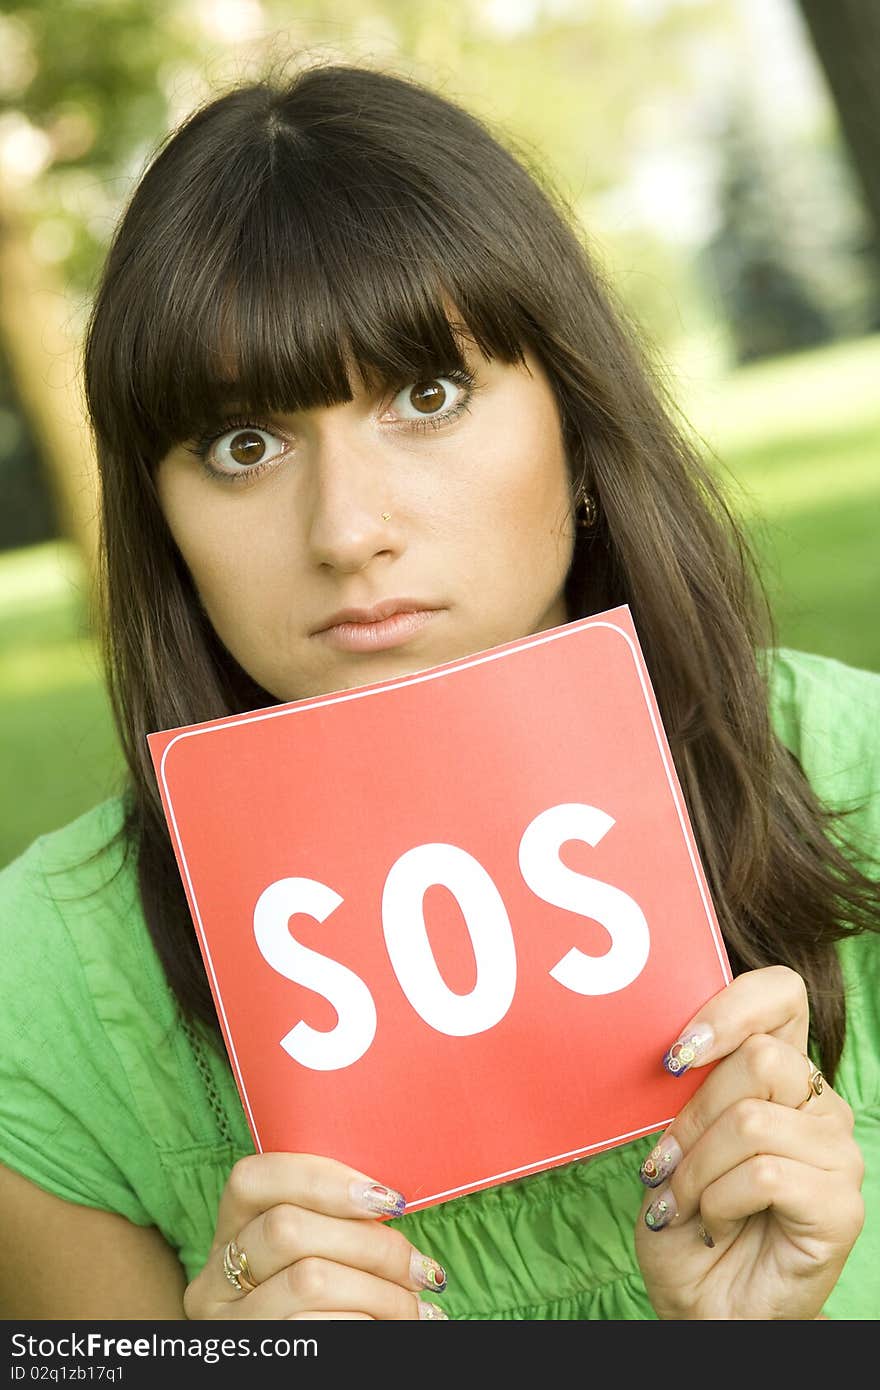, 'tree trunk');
795,0,880,260
0,189,99,593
